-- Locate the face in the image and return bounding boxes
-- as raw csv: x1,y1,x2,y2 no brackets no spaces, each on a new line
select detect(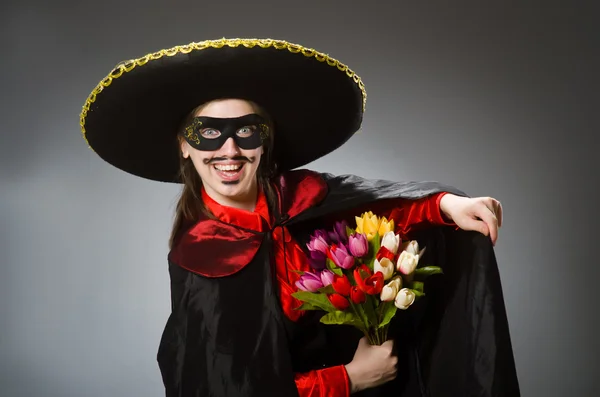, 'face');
180,99,266,208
